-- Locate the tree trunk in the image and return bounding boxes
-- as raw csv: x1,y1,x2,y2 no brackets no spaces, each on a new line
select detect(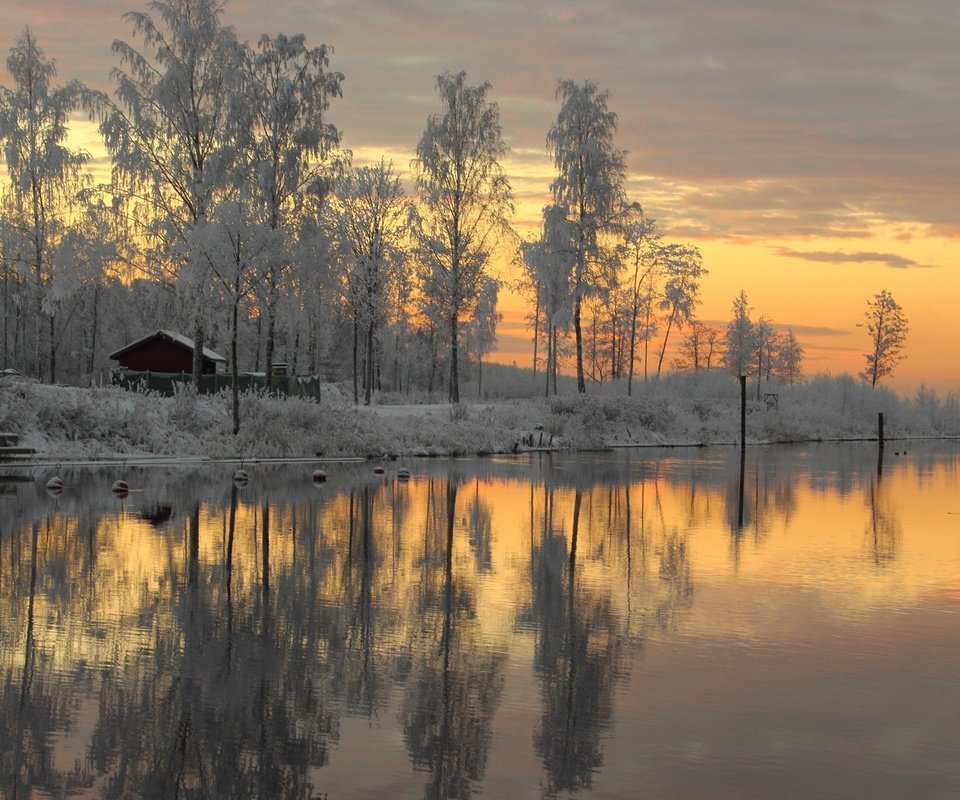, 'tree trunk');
352,316,359,405
232,295,240,435
364,320,374,406
265,294,276,394
192,318,204,388
532,286,540,378
656,311,676,378
49,315,56,385
574,294,585,393
87,282,100,378
449,309,460,404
